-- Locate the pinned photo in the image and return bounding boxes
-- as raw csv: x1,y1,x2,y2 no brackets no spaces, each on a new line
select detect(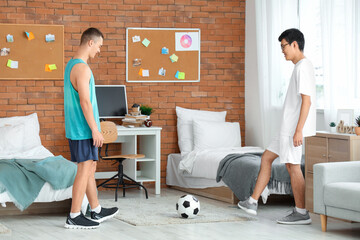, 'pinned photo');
6,34,14,43
45,34,55,42
132,35,140,42
158,67,166,76
133,58,142,67
0,48,10,56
